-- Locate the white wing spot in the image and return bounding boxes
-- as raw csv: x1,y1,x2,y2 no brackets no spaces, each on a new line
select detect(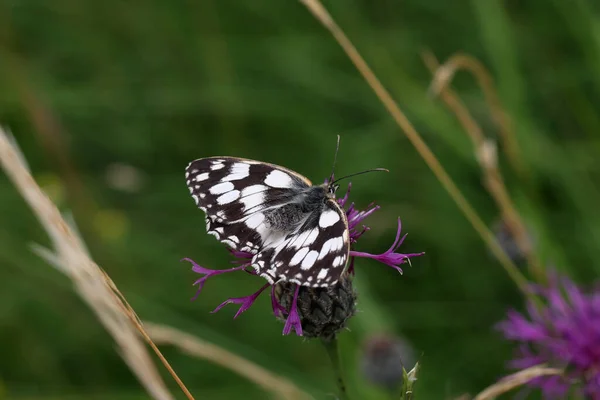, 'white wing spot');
317,268,329,280
290,228,319,250
210,162,225,171
342,229,349,242
305,228,319,246
192,194,199,204
200,193,206,198
222,163,250,182
318,236,343,260
264,170,294,188
301,250,319,270
240,185,267,211
290,247,310,266
196,172,209,182
245,213,265,229
222,240,236,248
319,209,340,228
333,255,346,267
228,235,239,243
217,190,240,205
210,182,234,195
